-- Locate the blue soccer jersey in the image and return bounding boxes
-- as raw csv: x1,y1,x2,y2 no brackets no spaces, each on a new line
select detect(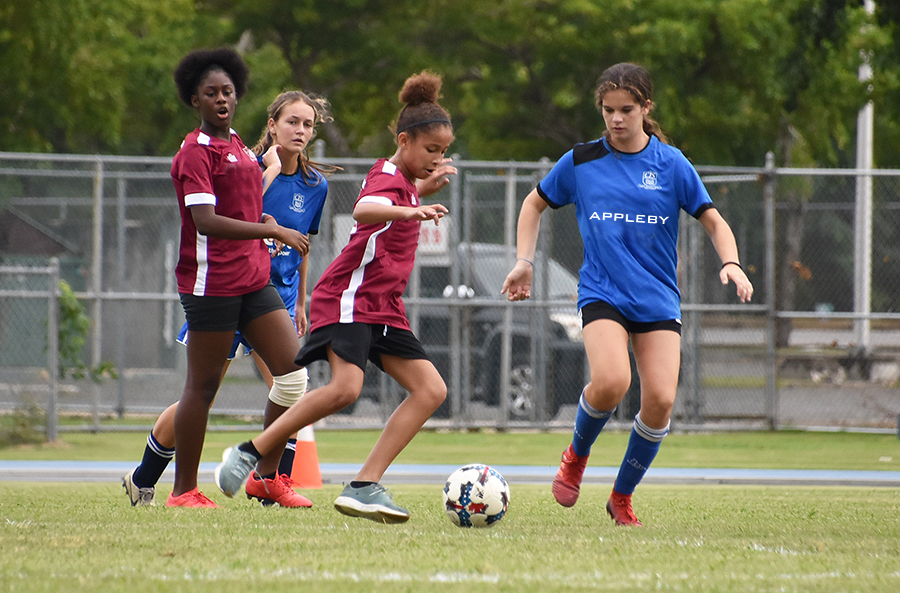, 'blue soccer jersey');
260,163,328,317
537,135,713,323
